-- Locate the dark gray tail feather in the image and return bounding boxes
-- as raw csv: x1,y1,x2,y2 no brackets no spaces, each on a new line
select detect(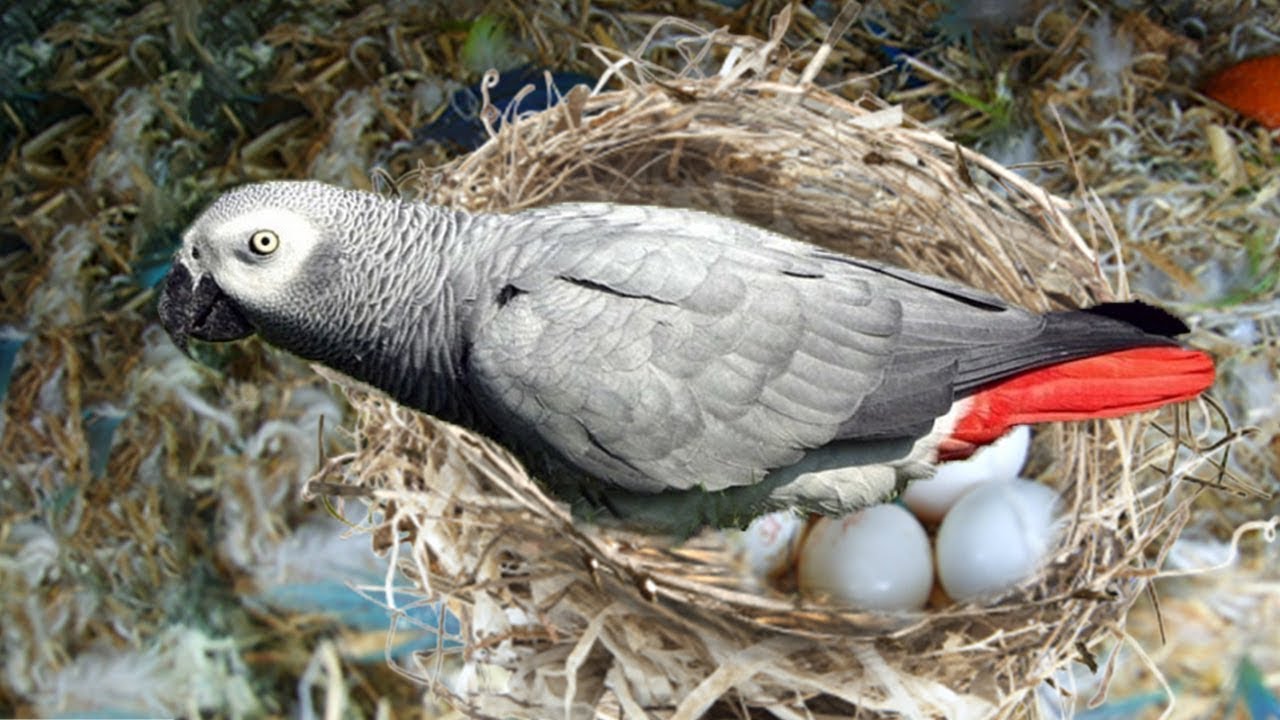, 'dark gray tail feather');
838,300,1196,441
952,301,1189,396
1080,301,1190,337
